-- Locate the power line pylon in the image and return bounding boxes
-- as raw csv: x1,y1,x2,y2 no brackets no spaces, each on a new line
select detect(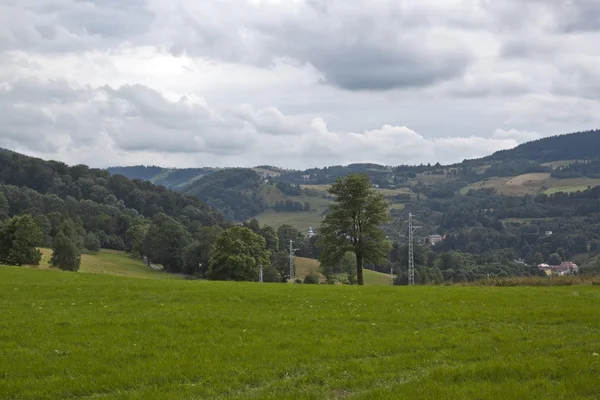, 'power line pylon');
408,212,421,286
